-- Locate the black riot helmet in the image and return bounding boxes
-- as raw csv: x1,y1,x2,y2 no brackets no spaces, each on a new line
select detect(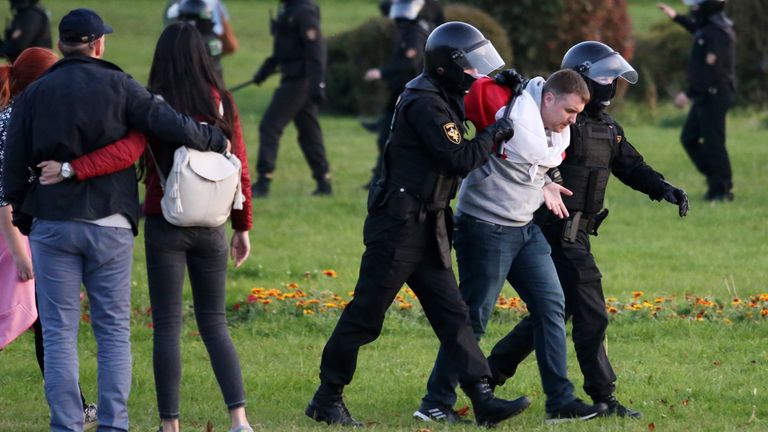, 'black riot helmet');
177,0,215,34
424,21,504,94
389,0,425,20
562,40,637,108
